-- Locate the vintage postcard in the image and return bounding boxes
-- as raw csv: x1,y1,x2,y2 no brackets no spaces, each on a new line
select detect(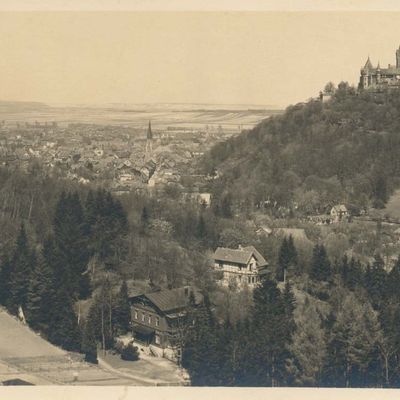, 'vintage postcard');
1,1,400,399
